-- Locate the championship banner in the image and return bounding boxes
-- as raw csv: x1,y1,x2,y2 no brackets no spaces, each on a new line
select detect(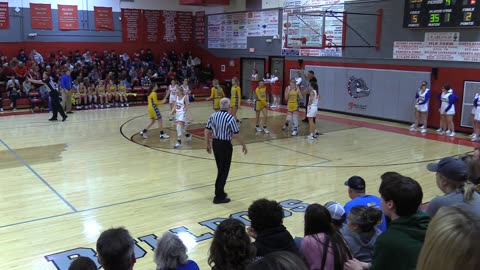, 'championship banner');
121,8,142,42
58,5,78,30
143,9,161,43
30,3,52,29
0,2,9,29
94,6,113,31
195,11,205,44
